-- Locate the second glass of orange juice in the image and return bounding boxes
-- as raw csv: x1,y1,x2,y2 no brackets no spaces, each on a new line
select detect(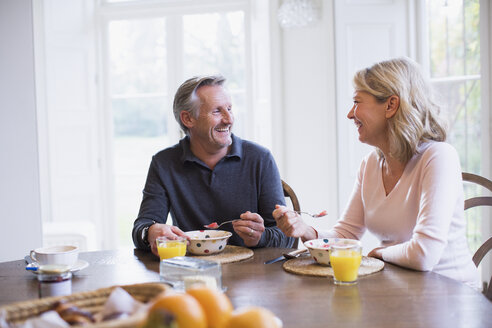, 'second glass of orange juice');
329,242,362,285
156,236,187,260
